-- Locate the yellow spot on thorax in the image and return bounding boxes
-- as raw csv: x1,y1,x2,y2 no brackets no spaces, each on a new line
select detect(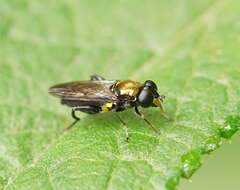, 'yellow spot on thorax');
115,80,143,97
